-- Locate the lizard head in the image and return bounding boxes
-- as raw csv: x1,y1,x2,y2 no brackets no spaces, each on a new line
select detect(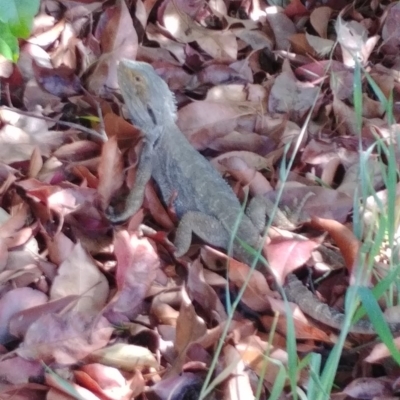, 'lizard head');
117,60,177,132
